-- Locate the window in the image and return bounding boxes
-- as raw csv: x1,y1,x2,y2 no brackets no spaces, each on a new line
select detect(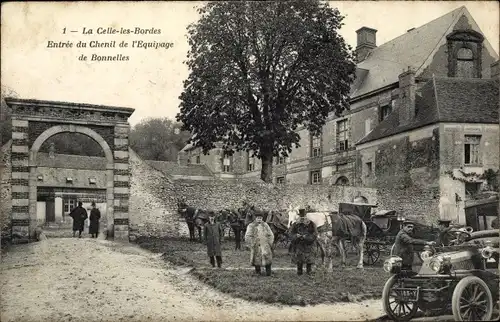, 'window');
196,155,200,164
456,47,475,78
364,119,372,135
337,119,349,151
247,156,255,171
464,135,481,165
310,171,321,184
222,154,231,172
379,105,392,121
276,176,285,184
276,156,285,165
63,198,77,214
365,162,373,177
311,135,321,157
